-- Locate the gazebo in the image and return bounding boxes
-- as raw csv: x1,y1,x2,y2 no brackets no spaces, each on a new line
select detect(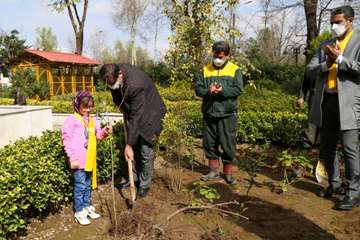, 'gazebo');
10,49,101,97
